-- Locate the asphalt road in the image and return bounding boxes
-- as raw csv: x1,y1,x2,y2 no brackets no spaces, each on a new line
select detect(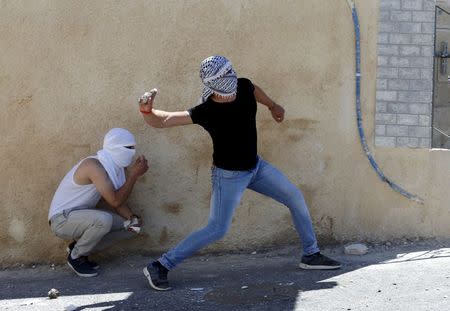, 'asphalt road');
1,240,449,311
